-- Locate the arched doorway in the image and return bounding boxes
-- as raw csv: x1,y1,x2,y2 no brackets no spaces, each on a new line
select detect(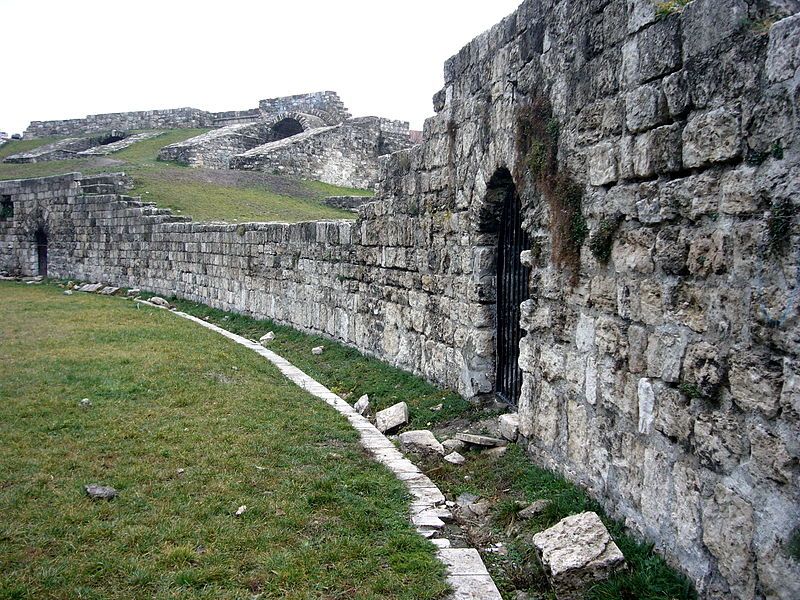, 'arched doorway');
490,169,530,407
271,118,304,140
35,228,48,277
